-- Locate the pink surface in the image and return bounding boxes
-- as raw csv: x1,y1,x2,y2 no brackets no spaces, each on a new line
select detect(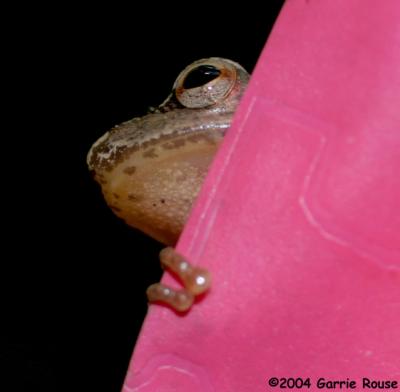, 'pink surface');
123,1,400,390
